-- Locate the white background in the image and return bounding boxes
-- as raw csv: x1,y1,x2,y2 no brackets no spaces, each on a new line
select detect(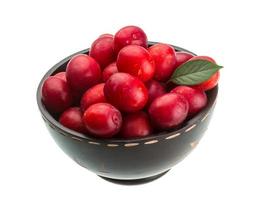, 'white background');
0,0,255,199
